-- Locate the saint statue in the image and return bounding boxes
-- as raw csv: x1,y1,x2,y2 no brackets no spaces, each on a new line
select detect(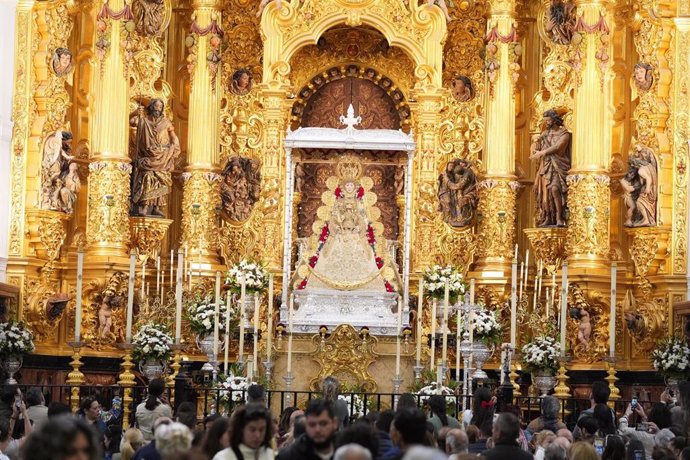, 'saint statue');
41,130,80,213
633,62,654,92
220,156,261,222
545,0,576,45
132,0,165,36
129,99,180,217
530,109,572,227
438,158,478,227
621,144,657,227
451,76,473,102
